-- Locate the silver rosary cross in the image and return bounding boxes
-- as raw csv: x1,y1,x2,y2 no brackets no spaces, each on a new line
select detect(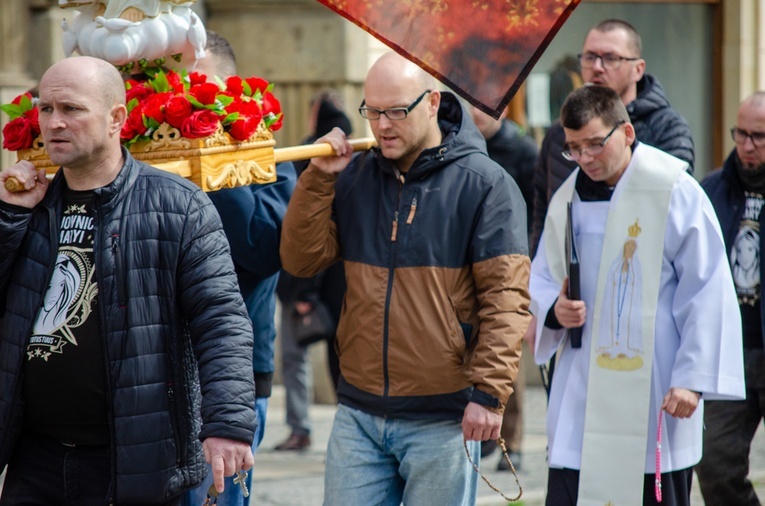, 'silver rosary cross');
233,470,250,497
